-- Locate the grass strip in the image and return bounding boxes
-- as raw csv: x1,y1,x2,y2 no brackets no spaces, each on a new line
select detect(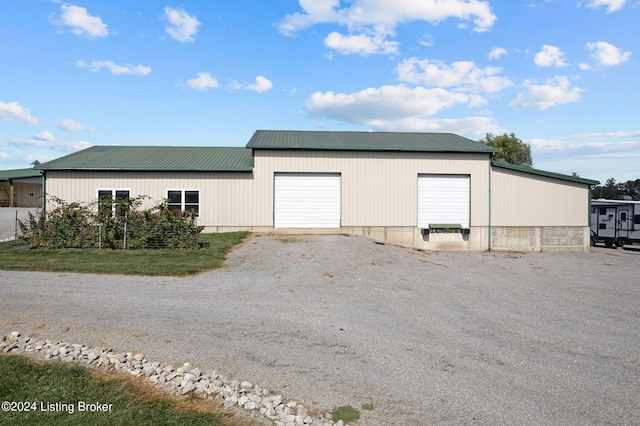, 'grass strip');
0,232,250,276
0,354,245,426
